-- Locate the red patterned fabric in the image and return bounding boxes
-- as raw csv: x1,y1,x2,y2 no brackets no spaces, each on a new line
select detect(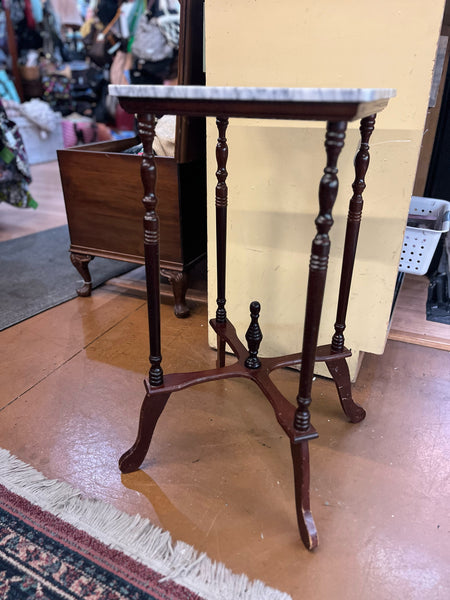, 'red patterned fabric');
0,484,202,600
